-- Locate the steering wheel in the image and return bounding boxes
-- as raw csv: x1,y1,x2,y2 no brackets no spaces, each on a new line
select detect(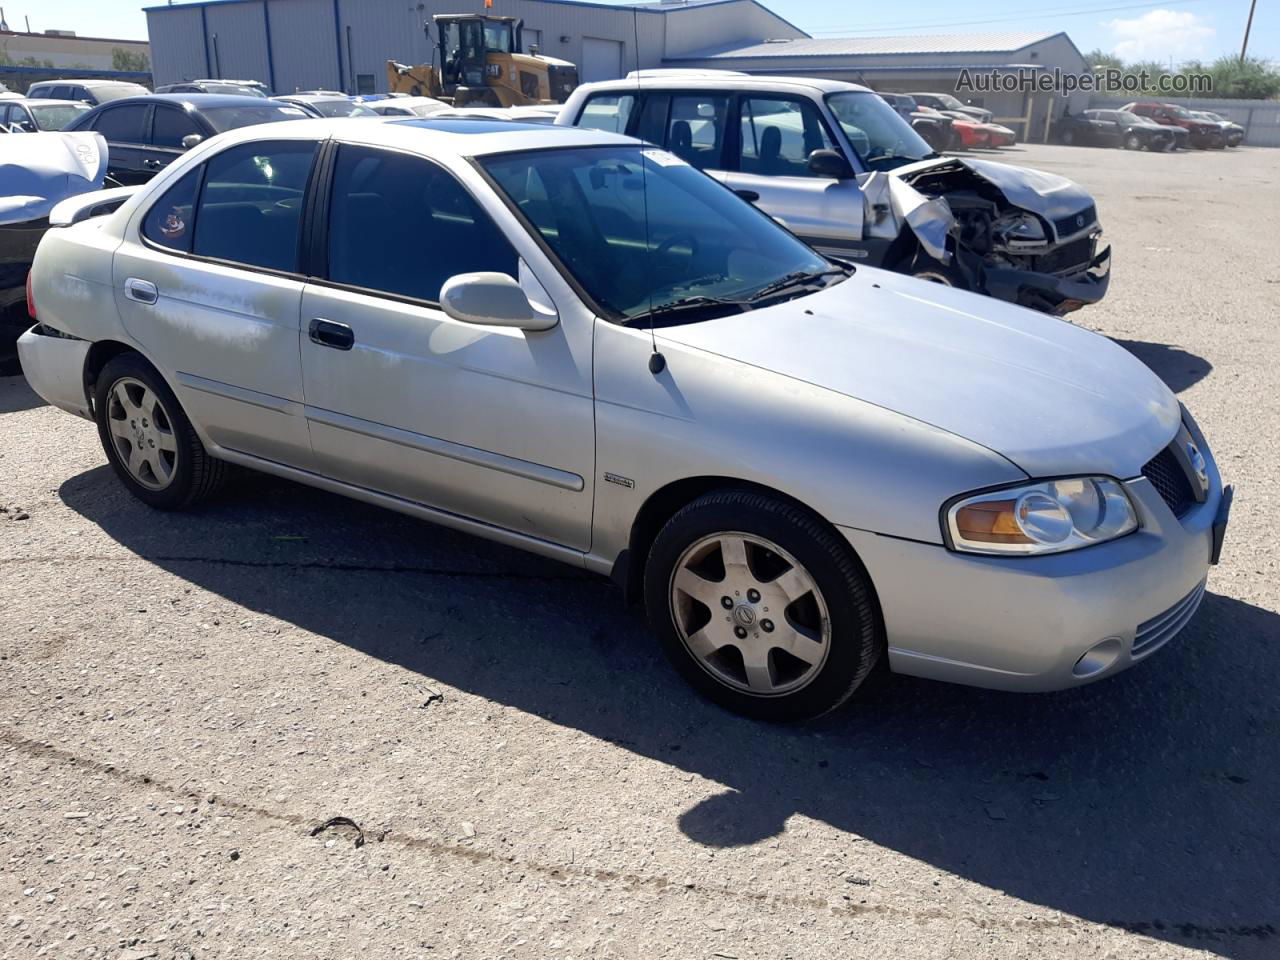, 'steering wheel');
656,232,699,265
